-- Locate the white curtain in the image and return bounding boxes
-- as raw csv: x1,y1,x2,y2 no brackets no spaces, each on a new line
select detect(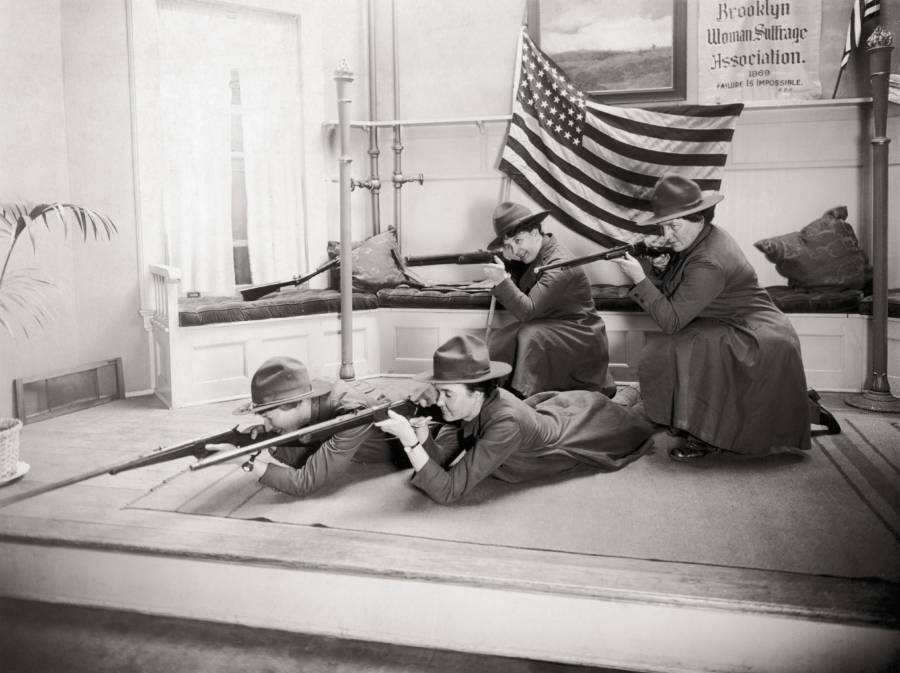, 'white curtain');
159,0,234,296
240,16,306,284
157,0,305,294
